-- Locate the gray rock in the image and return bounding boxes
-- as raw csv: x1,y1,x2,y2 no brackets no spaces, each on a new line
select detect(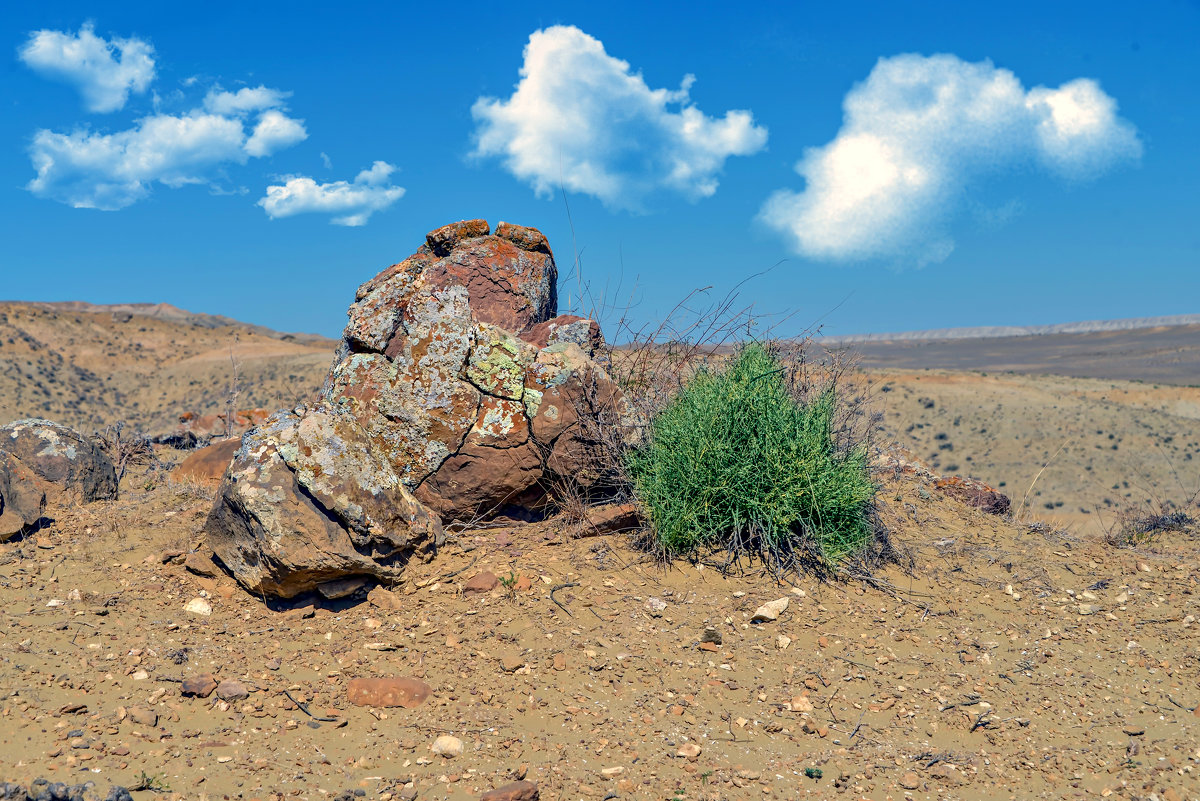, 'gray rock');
0,419,117,503
0,451,46,540
206,404,443,598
